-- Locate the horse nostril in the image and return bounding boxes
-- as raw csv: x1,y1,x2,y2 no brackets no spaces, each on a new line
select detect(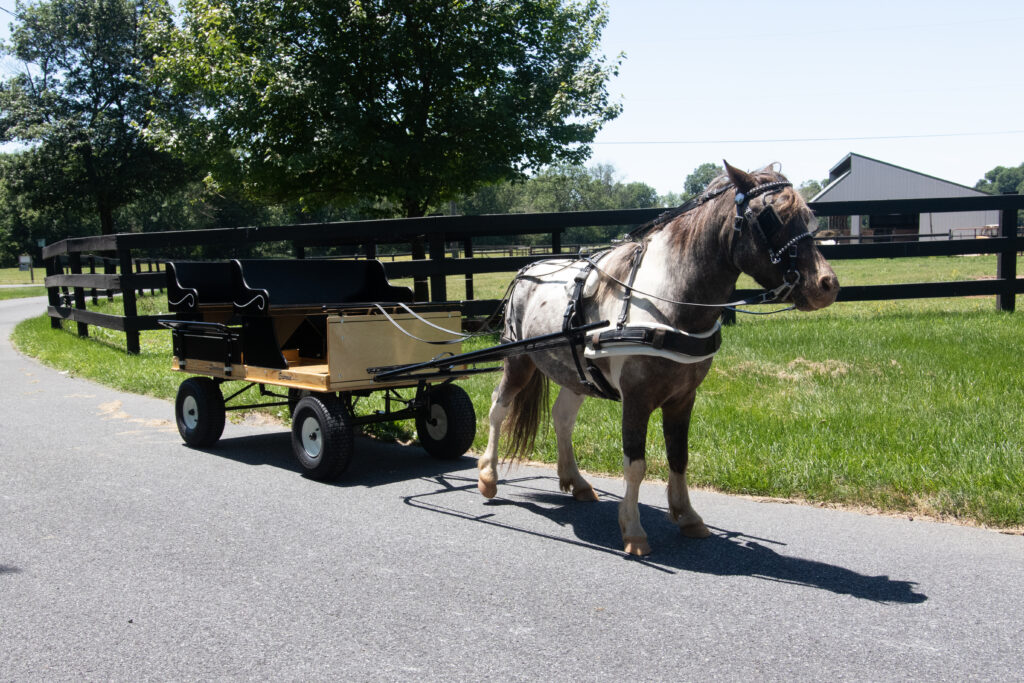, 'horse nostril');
819,275,838,292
